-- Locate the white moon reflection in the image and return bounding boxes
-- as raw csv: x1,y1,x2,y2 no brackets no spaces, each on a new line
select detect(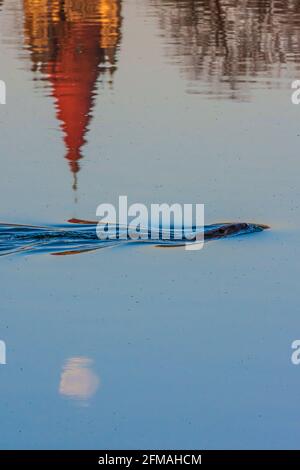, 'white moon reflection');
59,357,100,403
